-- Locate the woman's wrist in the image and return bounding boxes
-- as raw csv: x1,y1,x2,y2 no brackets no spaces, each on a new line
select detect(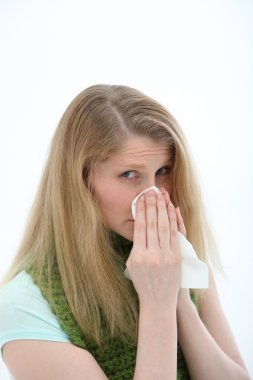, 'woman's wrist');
139,298,178,316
